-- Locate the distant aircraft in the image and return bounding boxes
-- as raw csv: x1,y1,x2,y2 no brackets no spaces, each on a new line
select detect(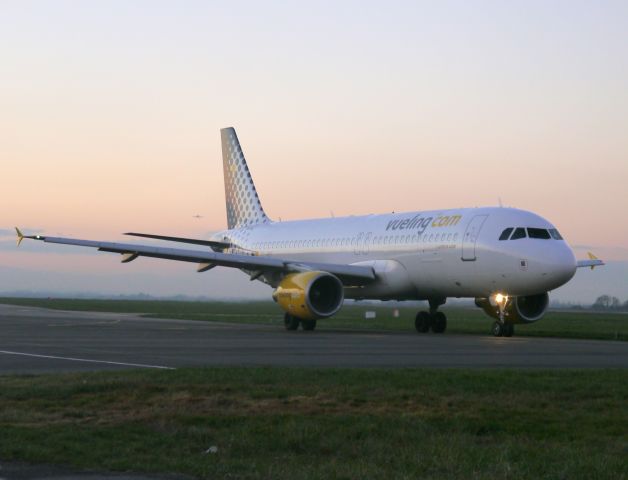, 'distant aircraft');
192,215,203,219
16,128,604,336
